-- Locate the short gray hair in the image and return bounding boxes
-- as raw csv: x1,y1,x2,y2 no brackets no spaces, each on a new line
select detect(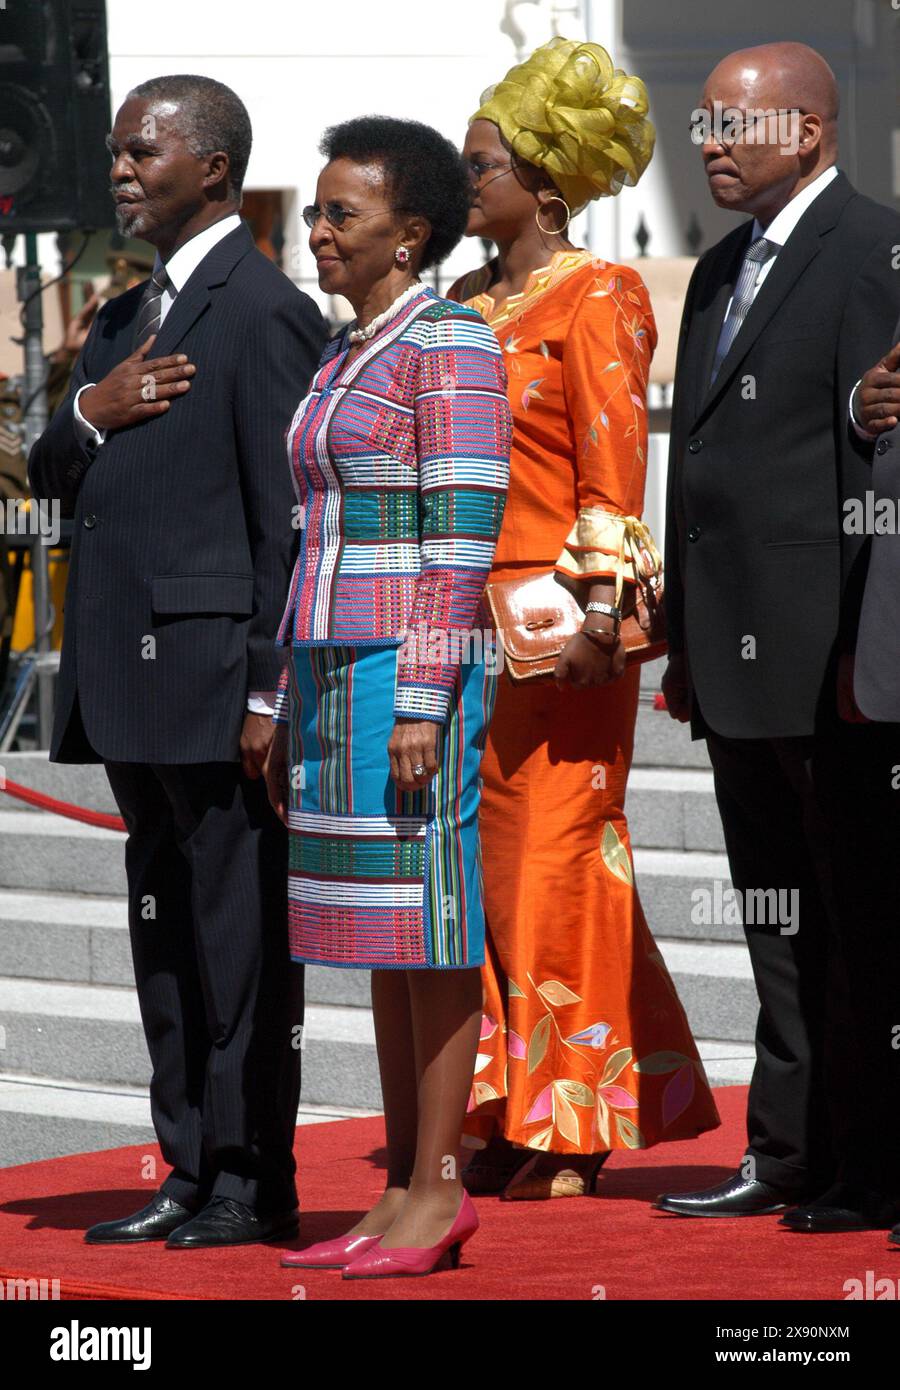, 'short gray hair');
127,74,252,198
